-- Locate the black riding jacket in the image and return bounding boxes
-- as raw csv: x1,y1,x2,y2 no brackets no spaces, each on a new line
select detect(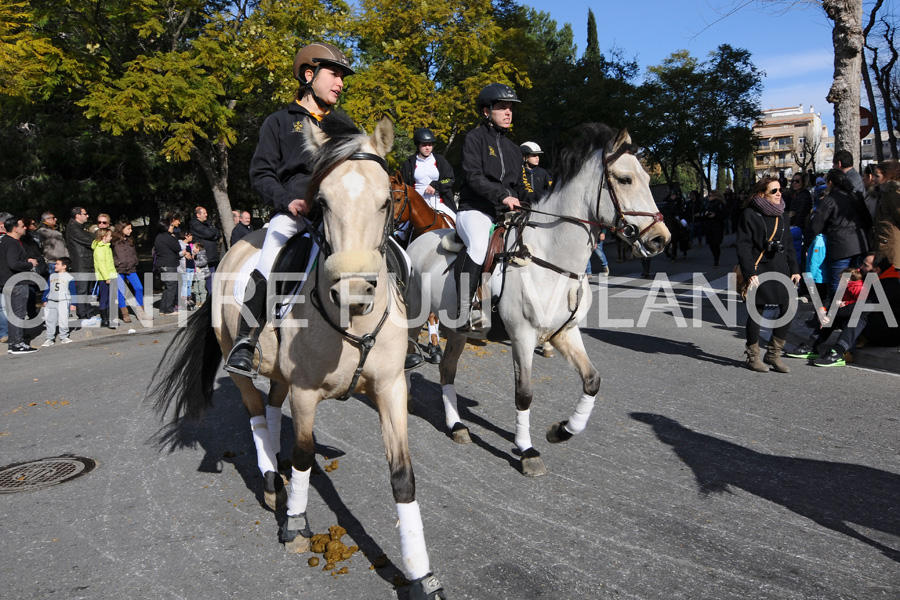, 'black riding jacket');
249,102,323,214
522,165,551,201
458,121,533,220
